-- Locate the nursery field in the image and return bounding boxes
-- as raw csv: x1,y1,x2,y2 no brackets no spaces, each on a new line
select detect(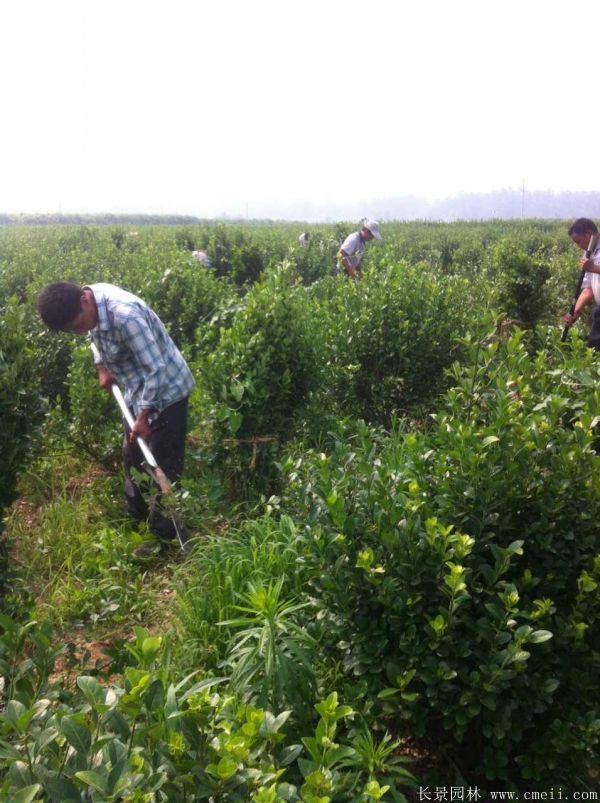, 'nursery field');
0,219,599,801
